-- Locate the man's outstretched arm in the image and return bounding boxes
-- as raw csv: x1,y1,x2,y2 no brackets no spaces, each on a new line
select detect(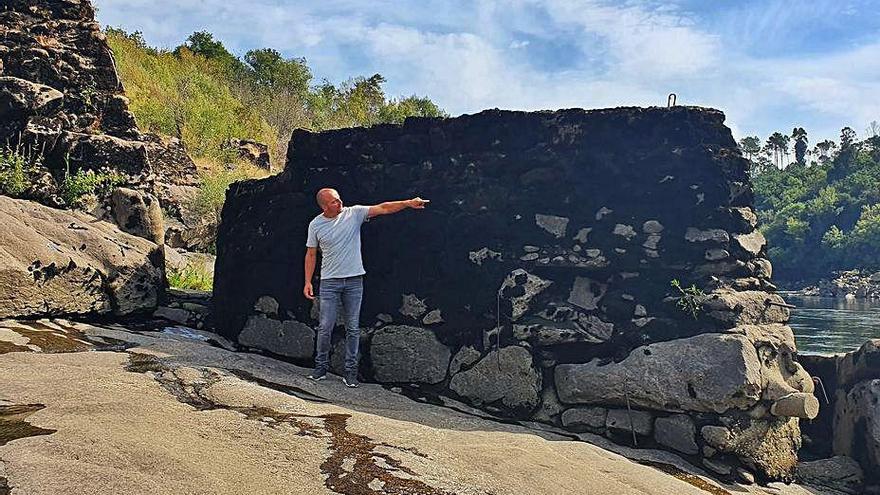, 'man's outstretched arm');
367,197,430,218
